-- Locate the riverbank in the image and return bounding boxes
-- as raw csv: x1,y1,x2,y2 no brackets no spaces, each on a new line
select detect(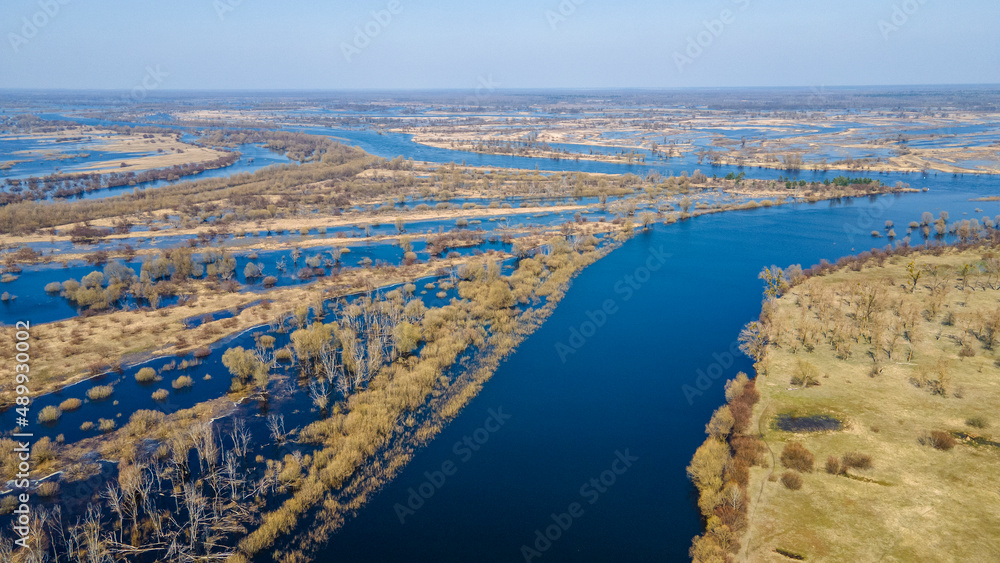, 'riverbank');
691,239,1000,561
